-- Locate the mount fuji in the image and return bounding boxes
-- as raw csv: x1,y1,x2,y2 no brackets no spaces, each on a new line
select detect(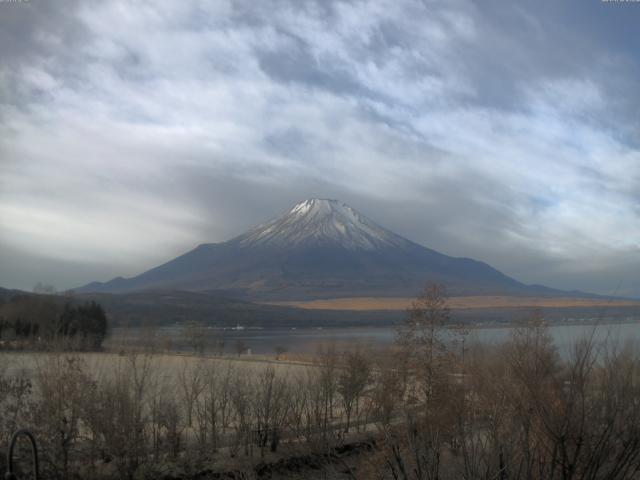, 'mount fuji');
78,199,565,300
